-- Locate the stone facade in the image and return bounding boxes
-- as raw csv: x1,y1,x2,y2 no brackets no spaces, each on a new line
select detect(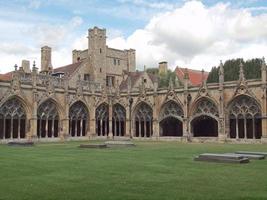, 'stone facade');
71,27,136,86
0,27,266,144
